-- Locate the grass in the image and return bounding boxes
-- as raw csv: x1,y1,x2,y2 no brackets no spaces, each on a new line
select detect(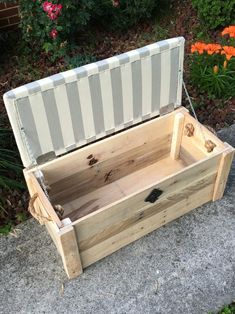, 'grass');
0,115,26,235
219,304,235,314
209,303,235,314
